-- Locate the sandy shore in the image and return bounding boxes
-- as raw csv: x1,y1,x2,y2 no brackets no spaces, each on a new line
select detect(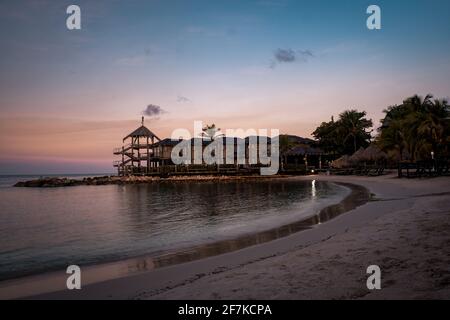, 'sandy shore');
9,173,450,299
147,174,449,300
